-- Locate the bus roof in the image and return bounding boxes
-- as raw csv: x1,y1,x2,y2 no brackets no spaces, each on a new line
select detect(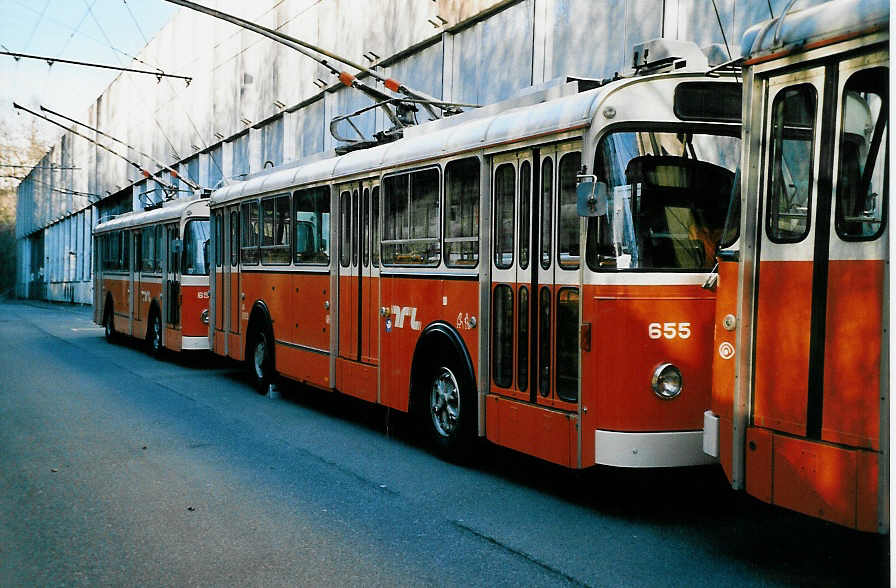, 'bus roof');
94,197,209,234
741,0,888,62
210,68,736,208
